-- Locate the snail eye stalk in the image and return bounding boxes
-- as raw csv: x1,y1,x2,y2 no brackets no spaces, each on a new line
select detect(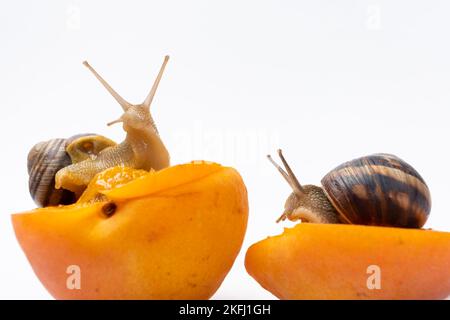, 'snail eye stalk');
83,61,131,111
267,150,304,196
